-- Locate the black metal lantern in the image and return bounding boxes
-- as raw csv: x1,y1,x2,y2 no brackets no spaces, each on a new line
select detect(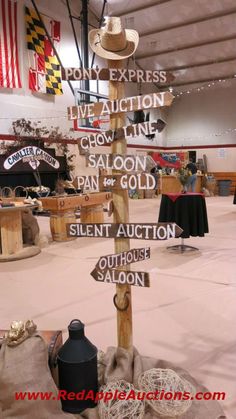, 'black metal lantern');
57,319,98,413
